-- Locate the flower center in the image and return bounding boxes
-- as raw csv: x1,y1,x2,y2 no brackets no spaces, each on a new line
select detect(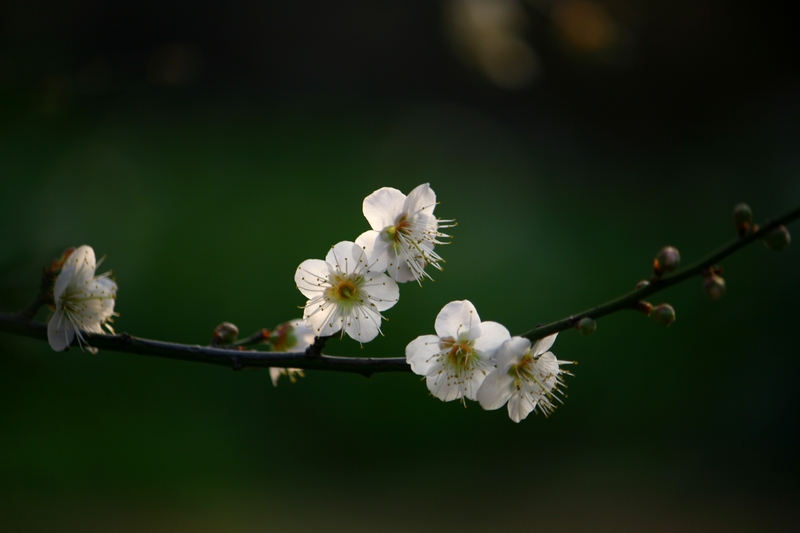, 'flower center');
382,216,411,246
335,279,357,300
439,337,475,370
